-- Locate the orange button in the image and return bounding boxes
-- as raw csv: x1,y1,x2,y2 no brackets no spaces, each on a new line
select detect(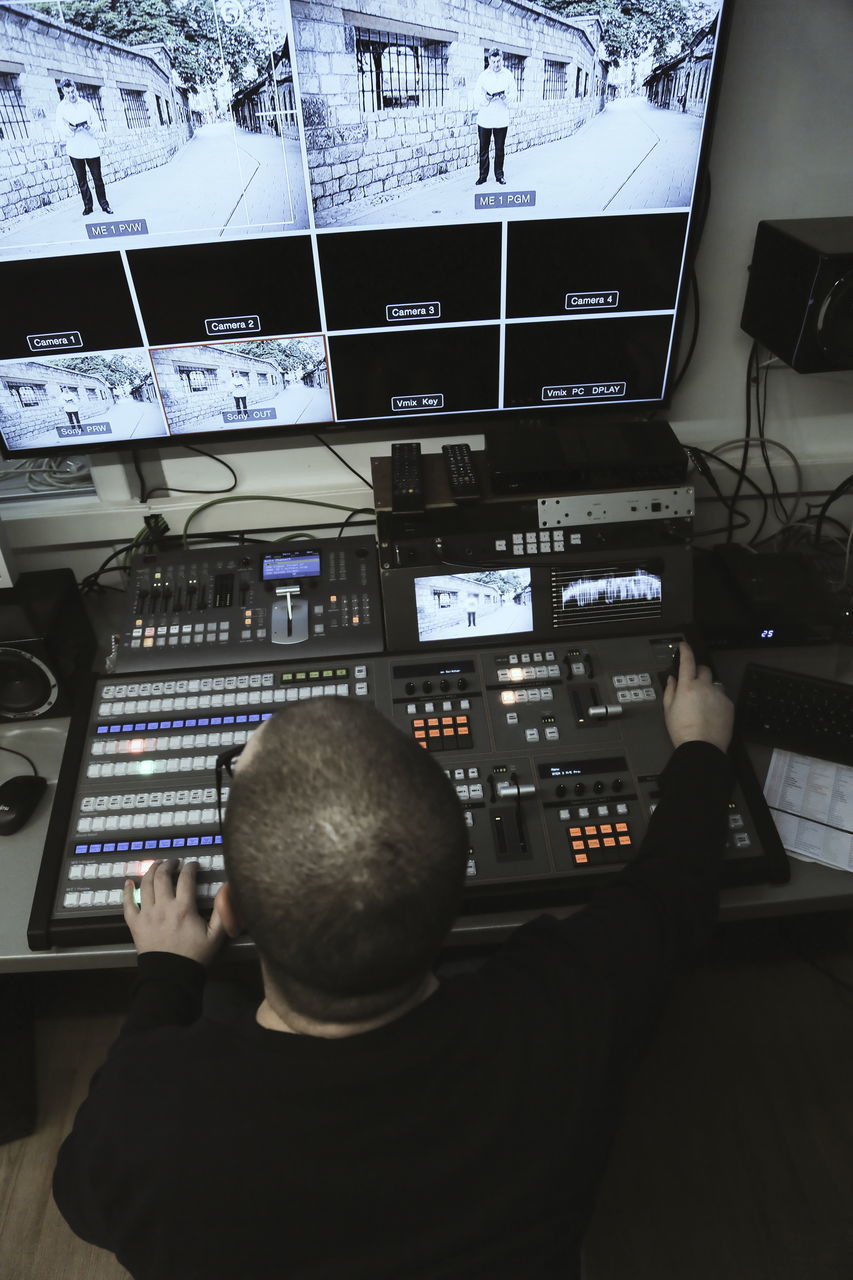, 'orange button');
572,840,585,851
457,725,470,736
615,822,628,832
603,837,616,847
574,852,589,865
618,835,631,846
587,838,600,849
569,827,582,838
584,825,597,836
600,824,613,834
